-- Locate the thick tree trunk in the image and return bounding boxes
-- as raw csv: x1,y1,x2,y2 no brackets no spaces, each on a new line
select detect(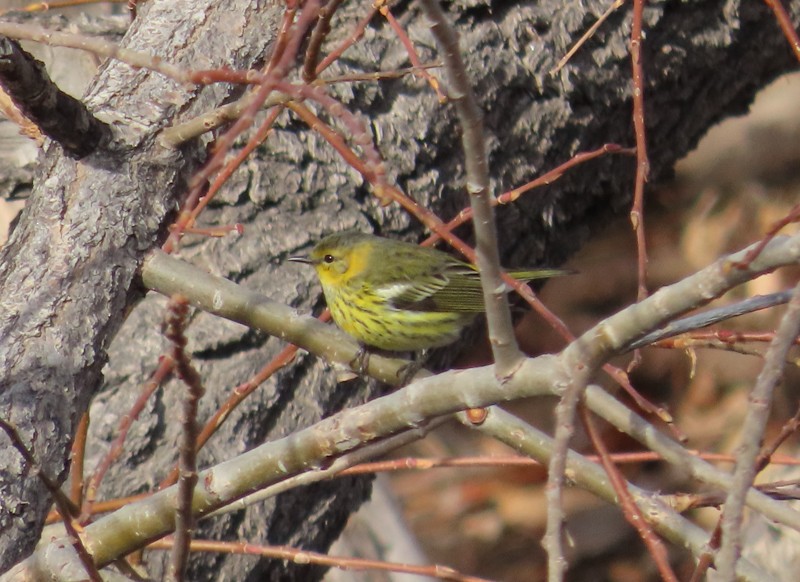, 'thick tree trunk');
0,0,282,572
0,0,798,578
